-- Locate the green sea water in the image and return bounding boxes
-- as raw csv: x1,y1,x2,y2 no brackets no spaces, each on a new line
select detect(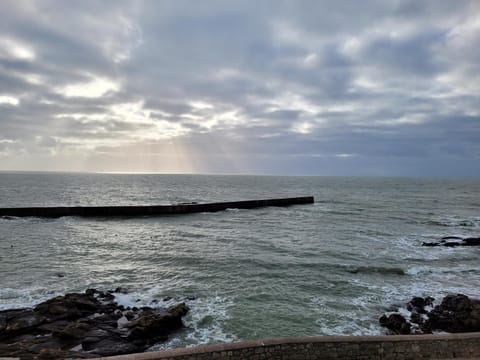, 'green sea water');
0,174,479,349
